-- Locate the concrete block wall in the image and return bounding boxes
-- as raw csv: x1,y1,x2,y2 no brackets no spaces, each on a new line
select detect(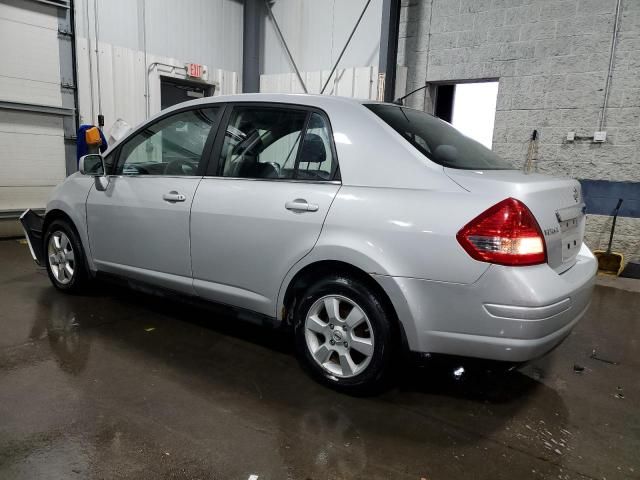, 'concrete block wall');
398,0,639,264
